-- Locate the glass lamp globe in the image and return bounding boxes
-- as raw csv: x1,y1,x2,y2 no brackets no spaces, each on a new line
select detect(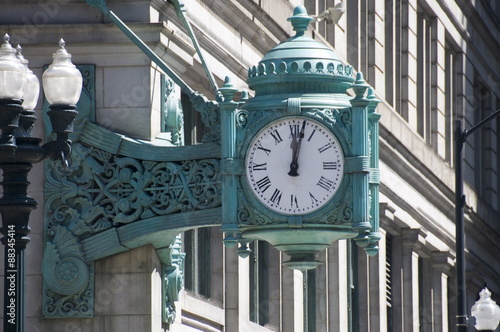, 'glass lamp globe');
16,45,40,110
42,39,82,105
471,287,500,331
0,34,27,100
